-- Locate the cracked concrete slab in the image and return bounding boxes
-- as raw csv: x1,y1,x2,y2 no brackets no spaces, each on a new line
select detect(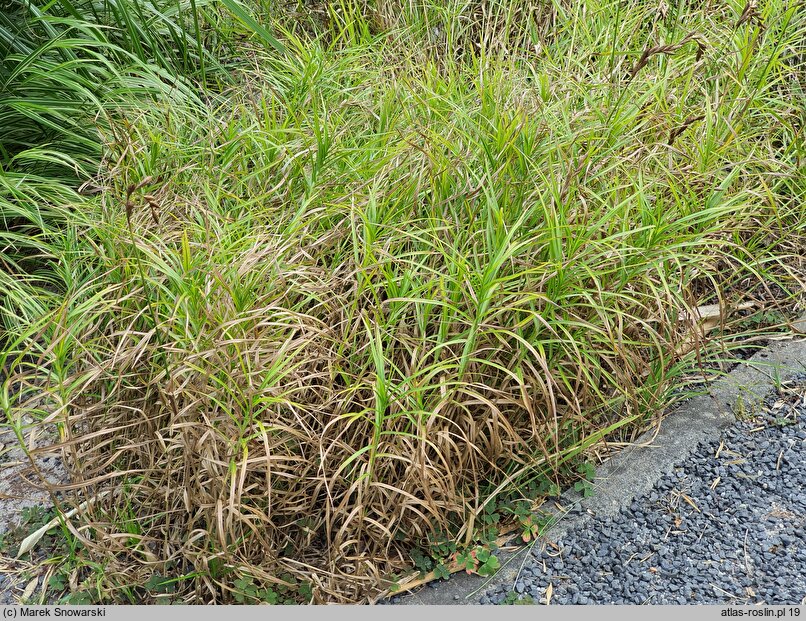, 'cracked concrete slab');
396,334,806,605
